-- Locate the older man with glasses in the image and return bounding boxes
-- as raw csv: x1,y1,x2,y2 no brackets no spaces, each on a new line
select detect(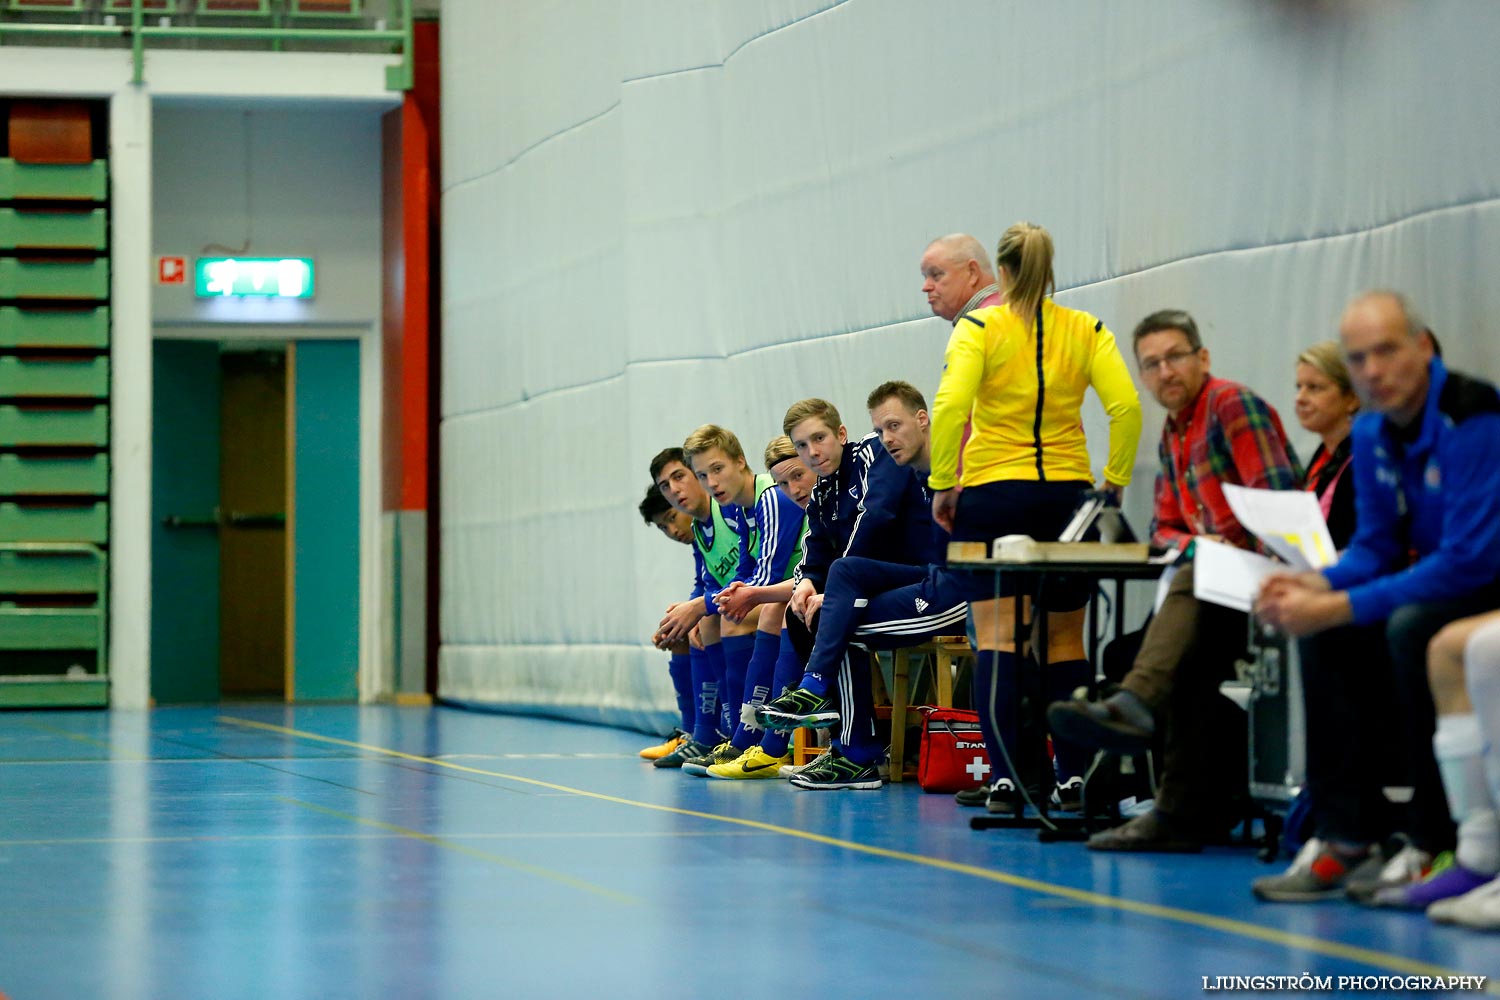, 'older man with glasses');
1048,308,1302,852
